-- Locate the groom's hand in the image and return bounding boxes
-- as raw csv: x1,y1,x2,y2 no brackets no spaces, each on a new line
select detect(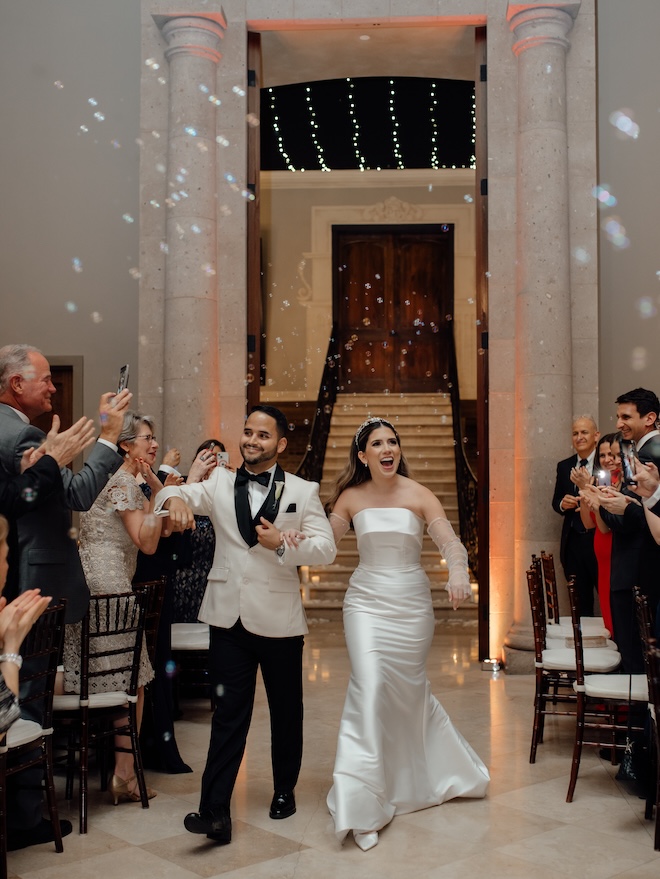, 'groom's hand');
256,517,282,551
161,497,196,535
